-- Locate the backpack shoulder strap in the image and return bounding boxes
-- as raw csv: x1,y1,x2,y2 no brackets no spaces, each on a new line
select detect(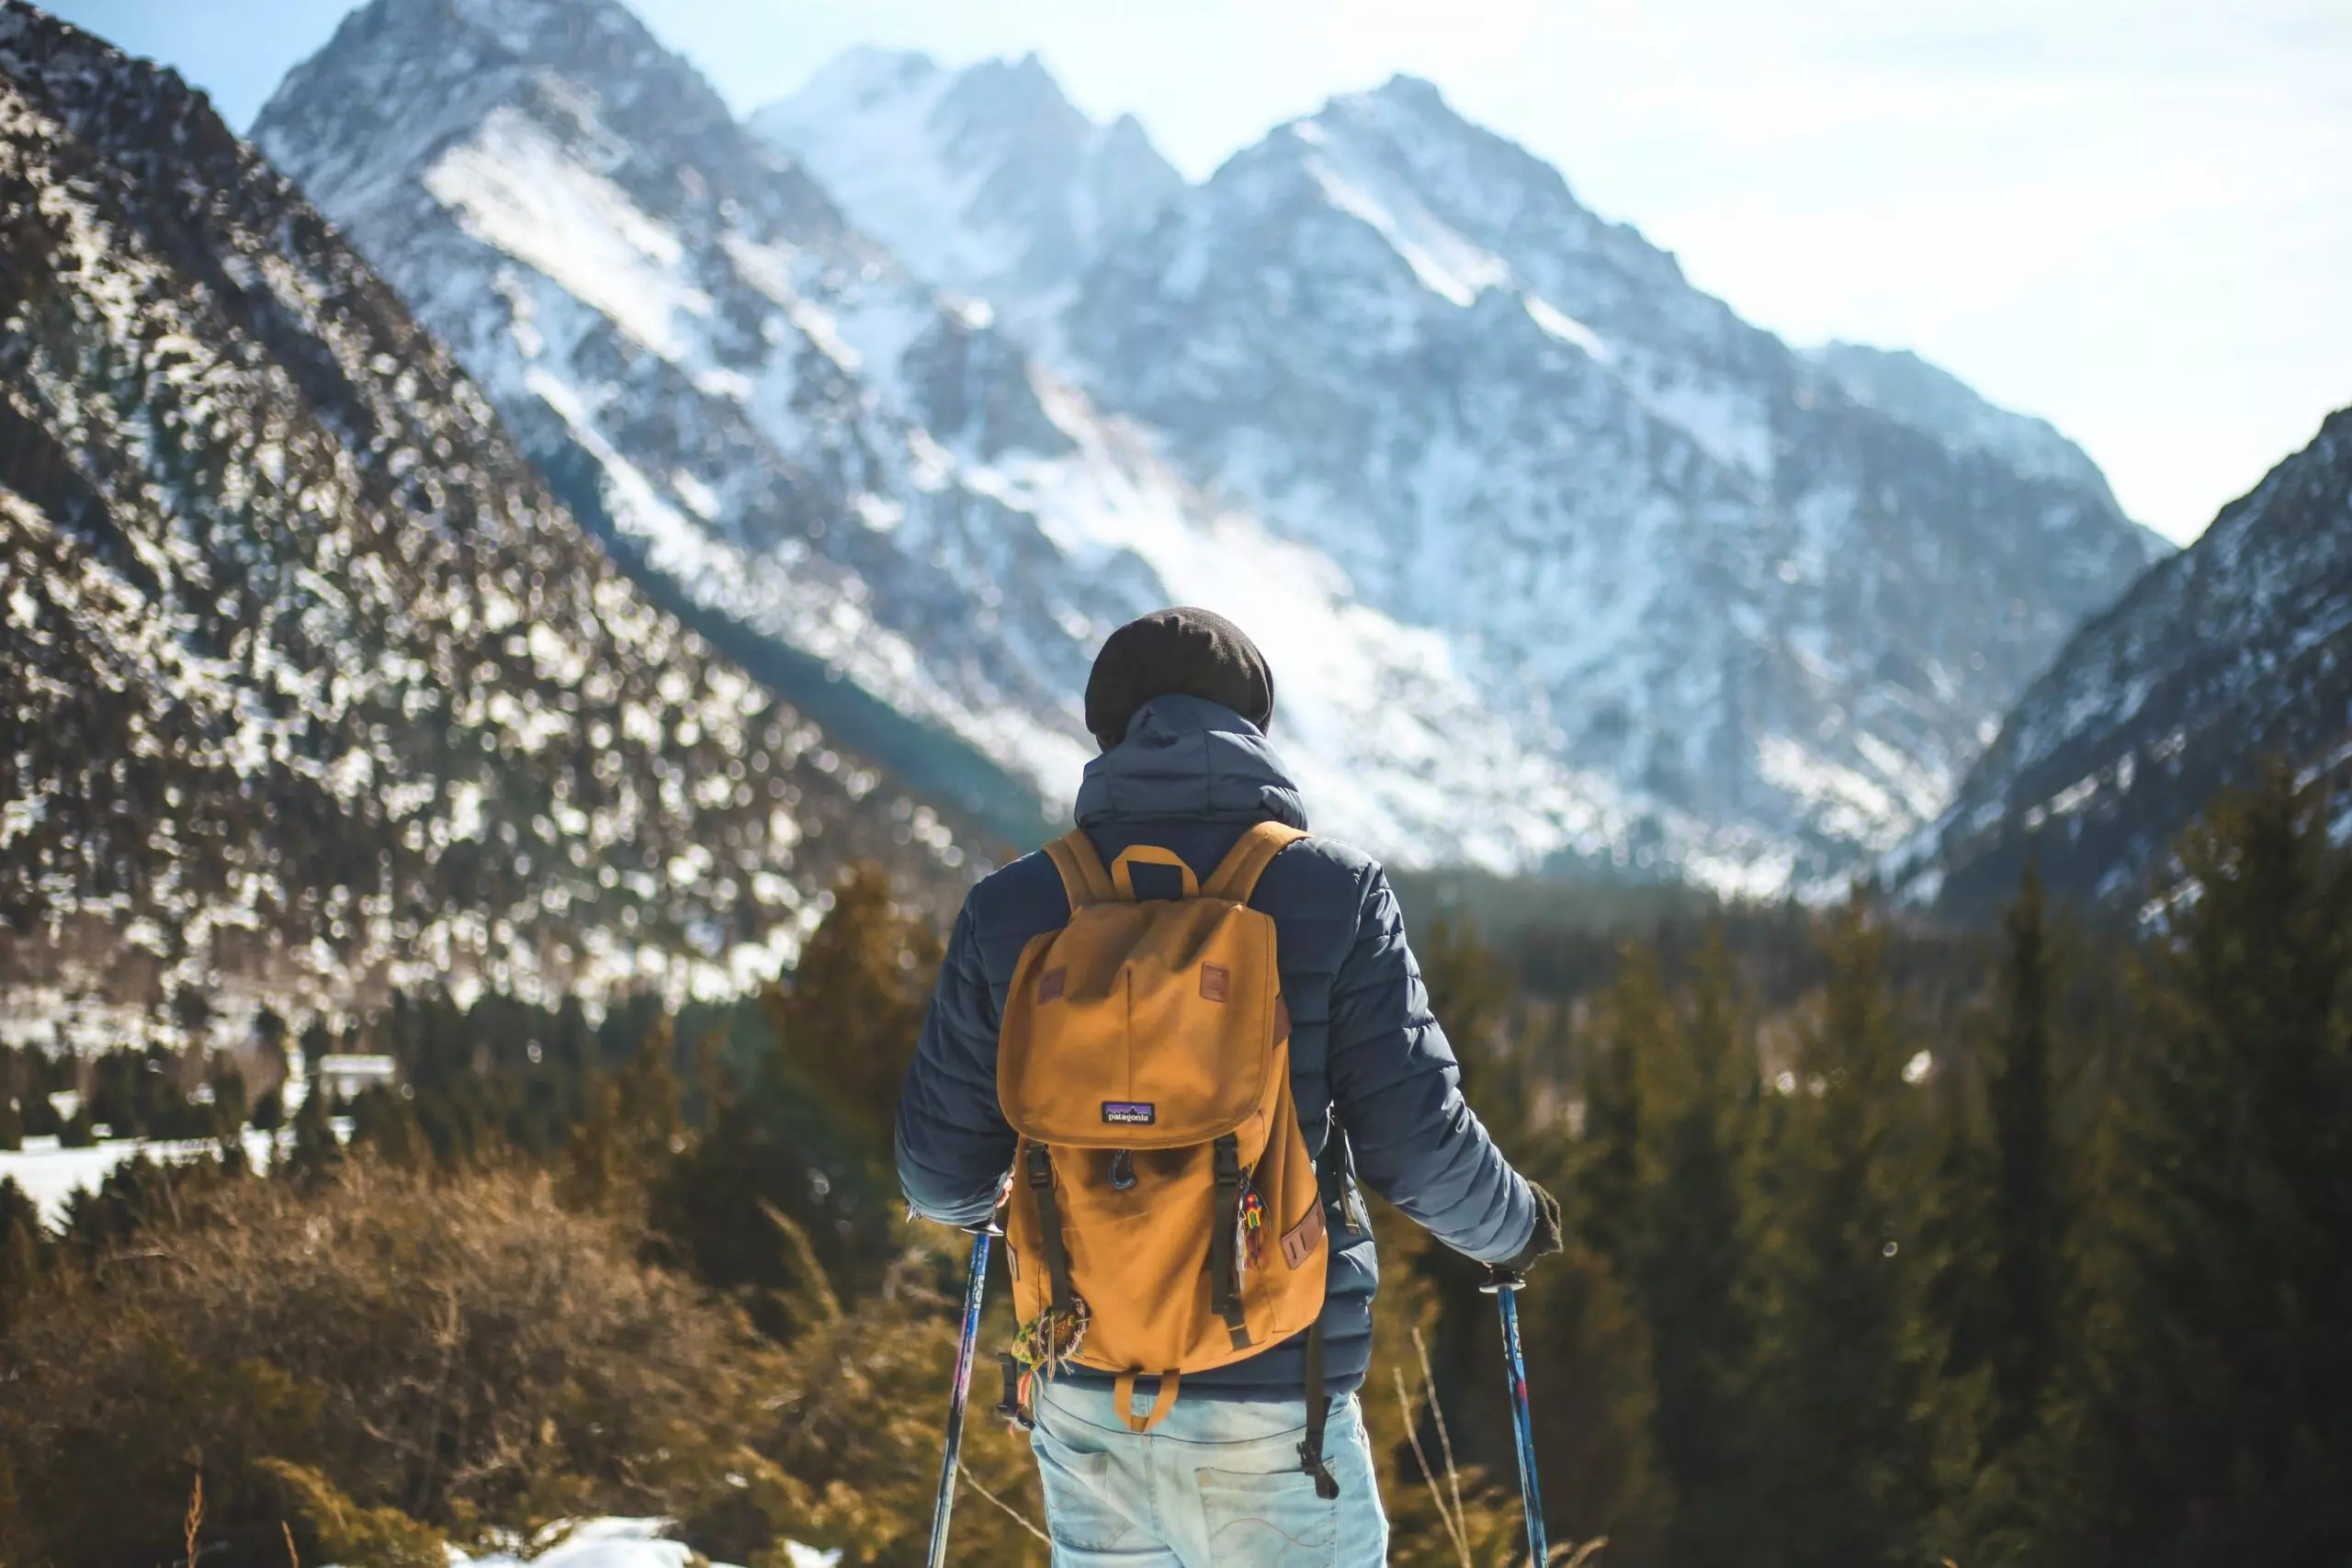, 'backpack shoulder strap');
1202,821,1309,903
1042,829,1116,910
